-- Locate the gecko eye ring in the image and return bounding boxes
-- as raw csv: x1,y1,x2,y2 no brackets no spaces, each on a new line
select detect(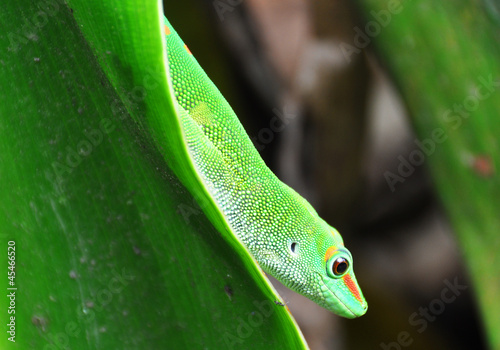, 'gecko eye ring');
326,252,351,279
